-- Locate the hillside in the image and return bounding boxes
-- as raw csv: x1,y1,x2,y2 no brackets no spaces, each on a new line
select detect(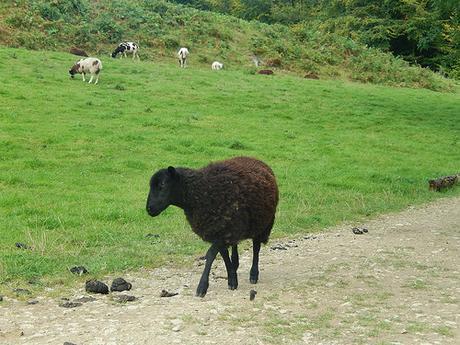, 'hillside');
170,0,460,79
0,47,459,287
0,0,454,91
